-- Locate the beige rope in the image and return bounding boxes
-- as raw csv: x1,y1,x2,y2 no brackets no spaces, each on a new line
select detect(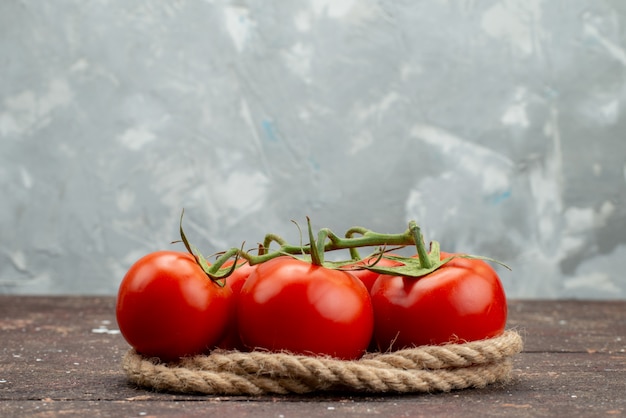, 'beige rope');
122,330,522,395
